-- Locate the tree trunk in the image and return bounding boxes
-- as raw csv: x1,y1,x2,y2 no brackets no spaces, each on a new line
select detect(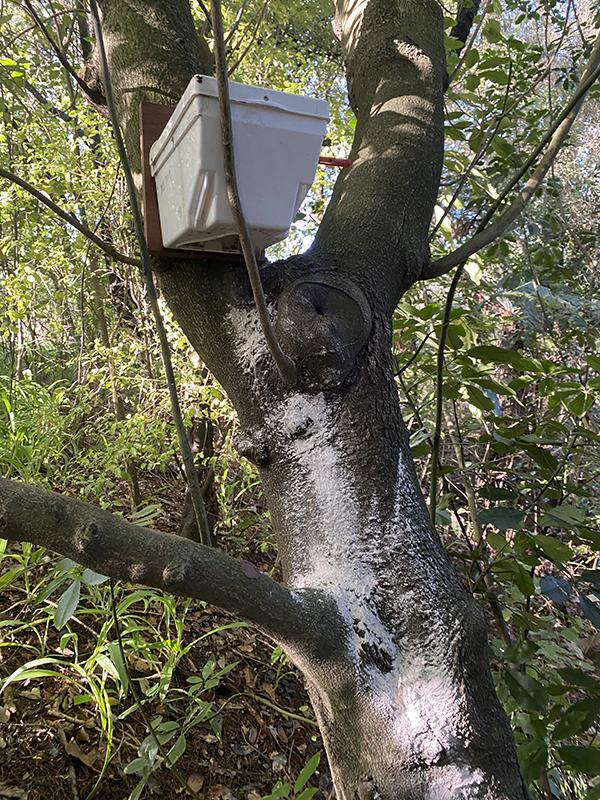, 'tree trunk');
81,1,529,796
